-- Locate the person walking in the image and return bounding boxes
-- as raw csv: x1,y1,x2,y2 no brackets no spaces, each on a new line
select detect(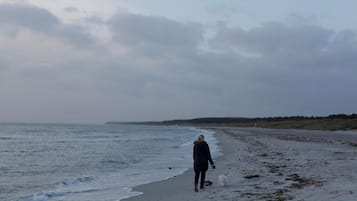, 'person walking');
193,134,215,192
